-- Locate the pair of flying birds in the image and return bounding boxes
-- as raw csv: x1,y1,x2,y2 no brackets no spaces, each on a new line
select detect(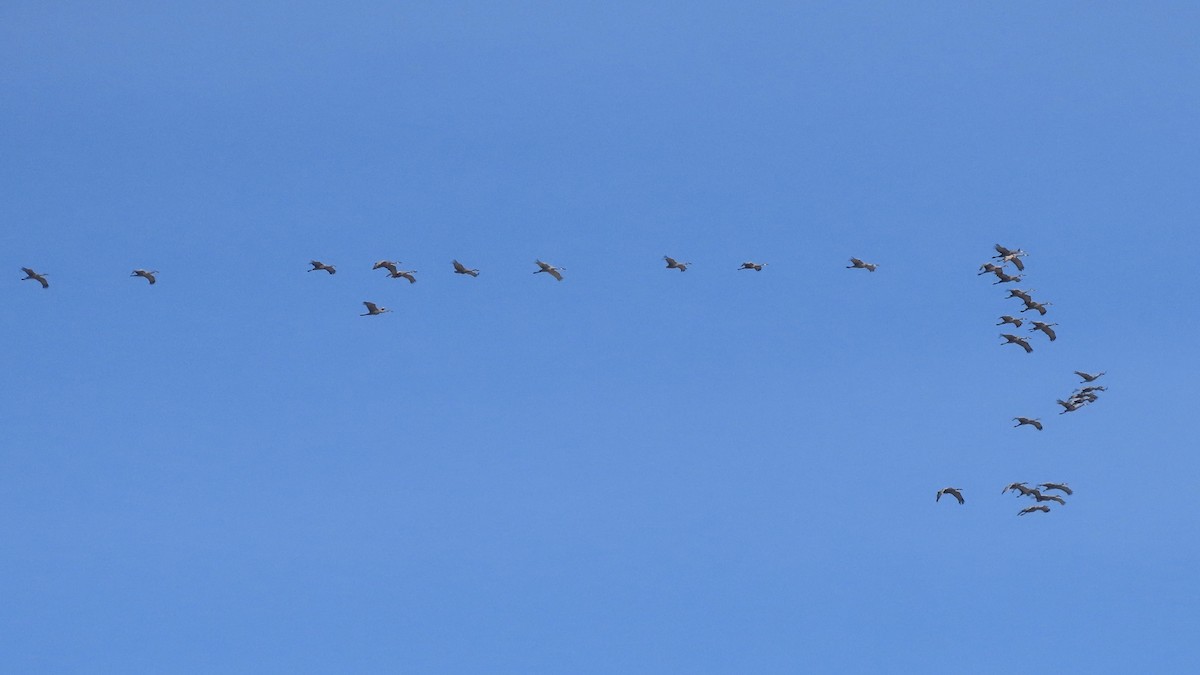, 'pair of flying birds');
19,267,157,288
